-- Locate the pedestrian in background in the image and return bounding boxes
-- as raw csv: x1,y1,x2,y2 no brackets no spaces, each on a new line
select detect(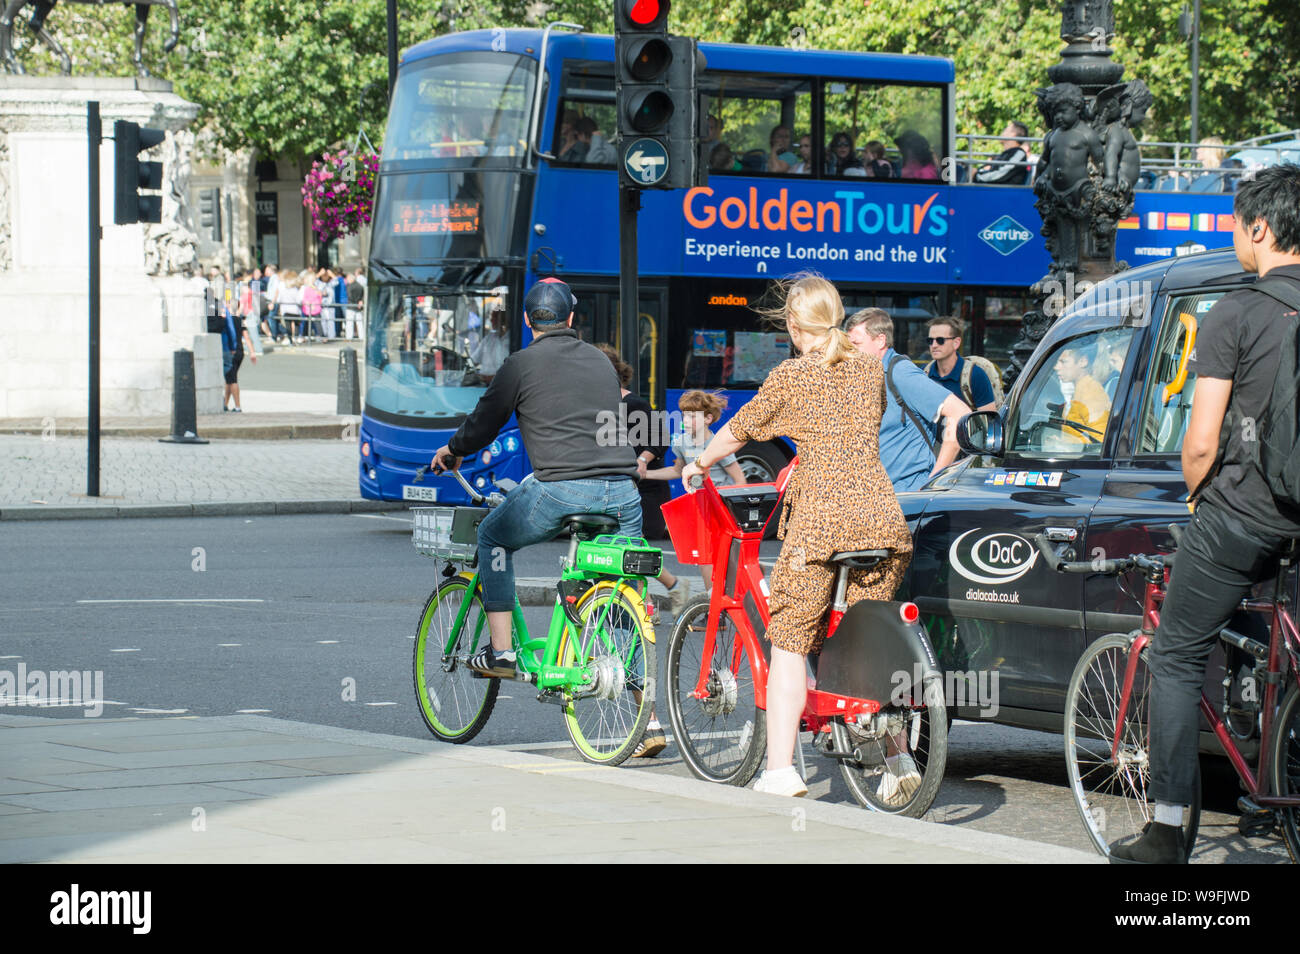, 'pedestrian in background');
238,271,264,356
264,264,284,342
222,284,257,411
279,270,303,344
